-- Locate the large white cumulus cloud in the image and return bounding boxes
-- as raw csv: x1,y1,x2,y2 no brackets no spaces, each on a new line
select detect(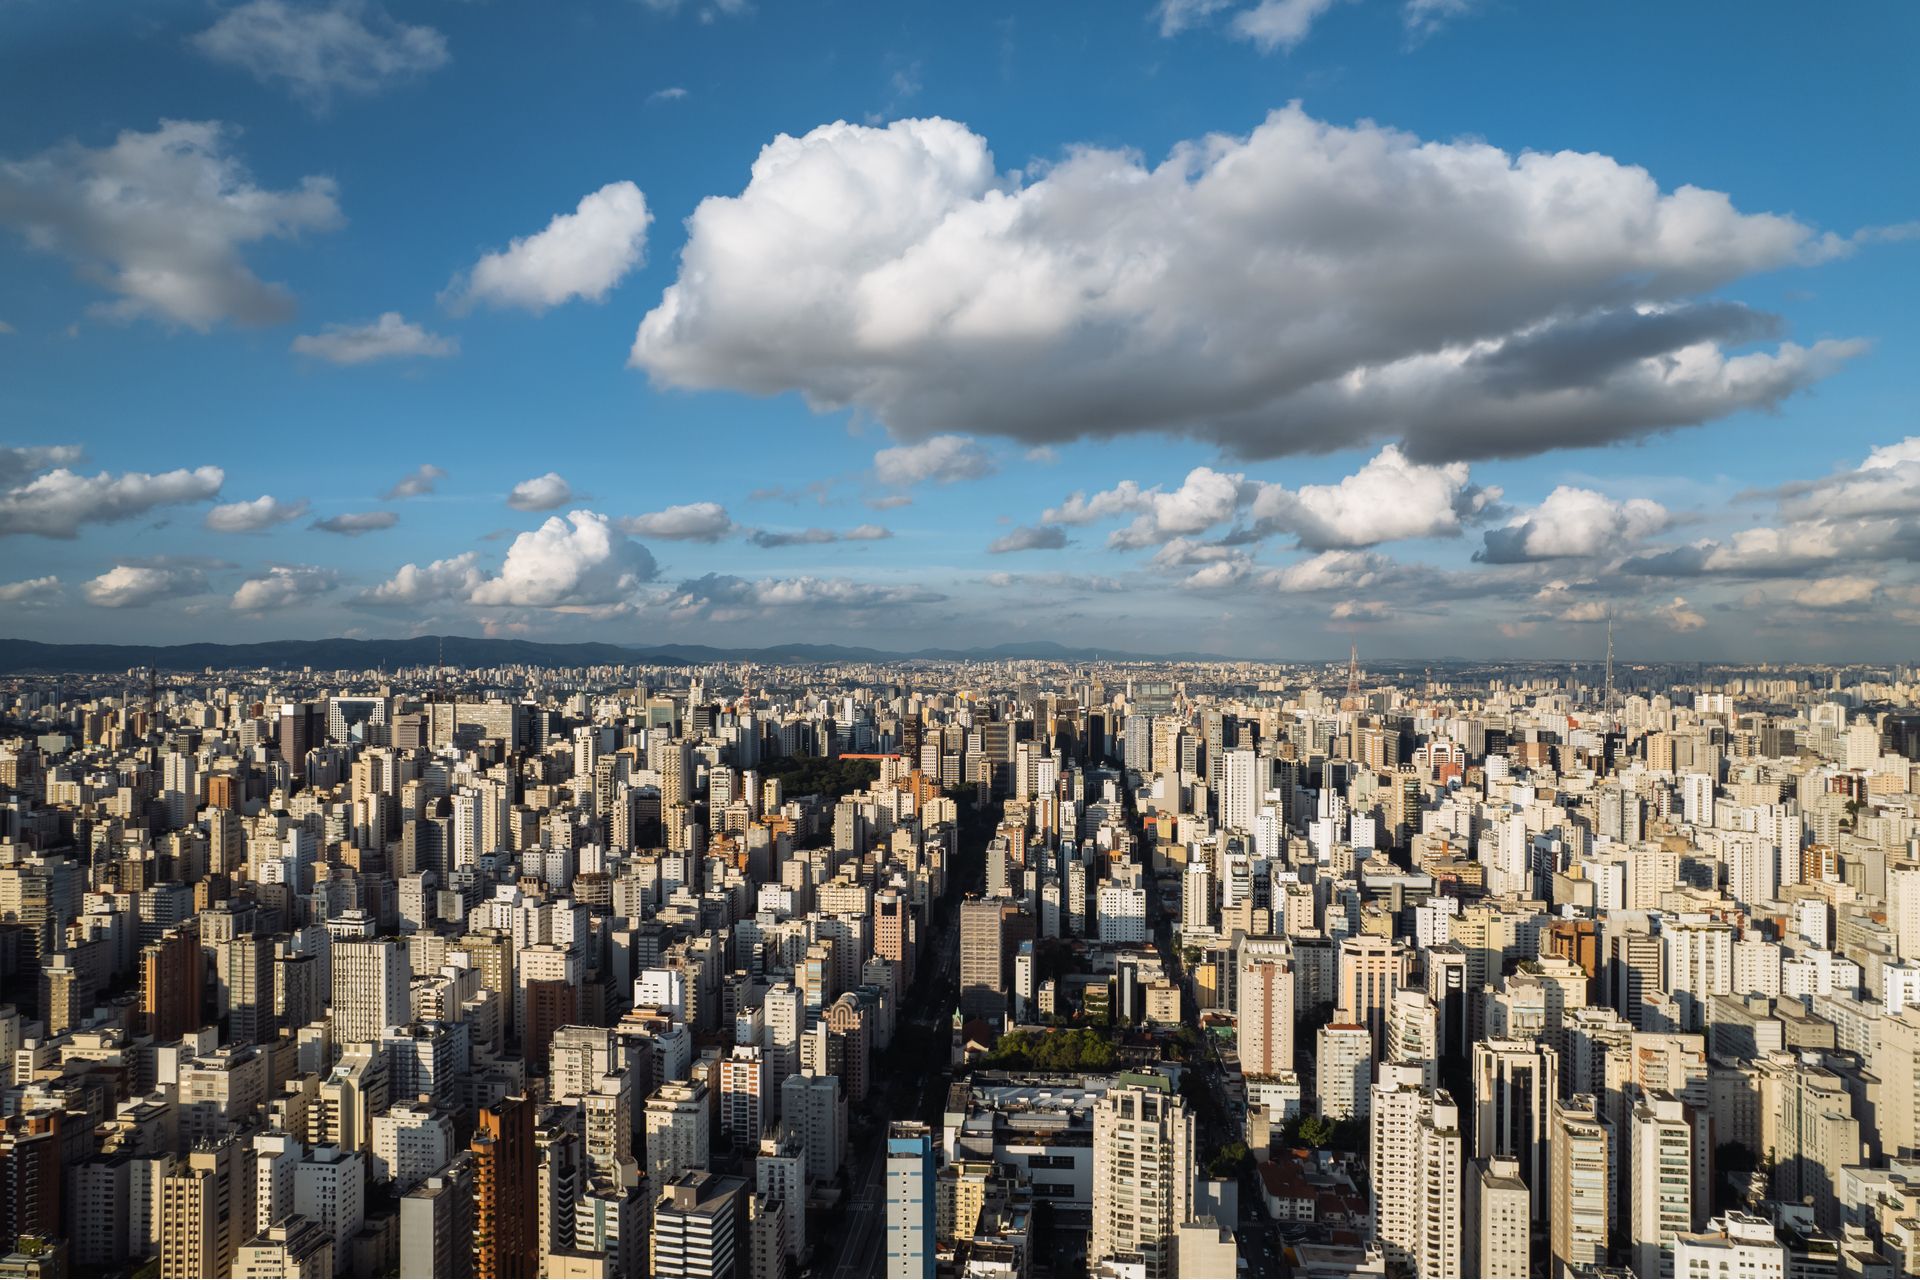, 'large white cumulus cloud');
1479,485,1669,562
469,510,657,608
631,107,1859,462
